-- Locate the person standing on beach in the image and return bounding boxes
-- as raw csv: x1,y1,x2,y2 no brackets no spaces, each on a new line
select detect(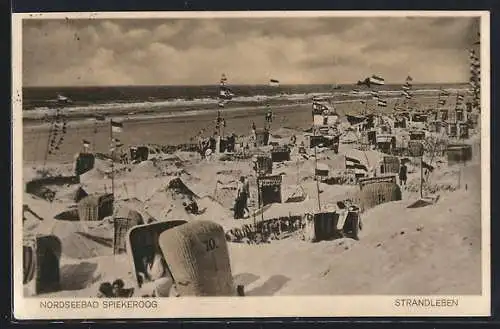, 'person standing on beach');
399,162,408,187
265,105,273,128
251,122,257,147
234,176,248,219
242,176,251,218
